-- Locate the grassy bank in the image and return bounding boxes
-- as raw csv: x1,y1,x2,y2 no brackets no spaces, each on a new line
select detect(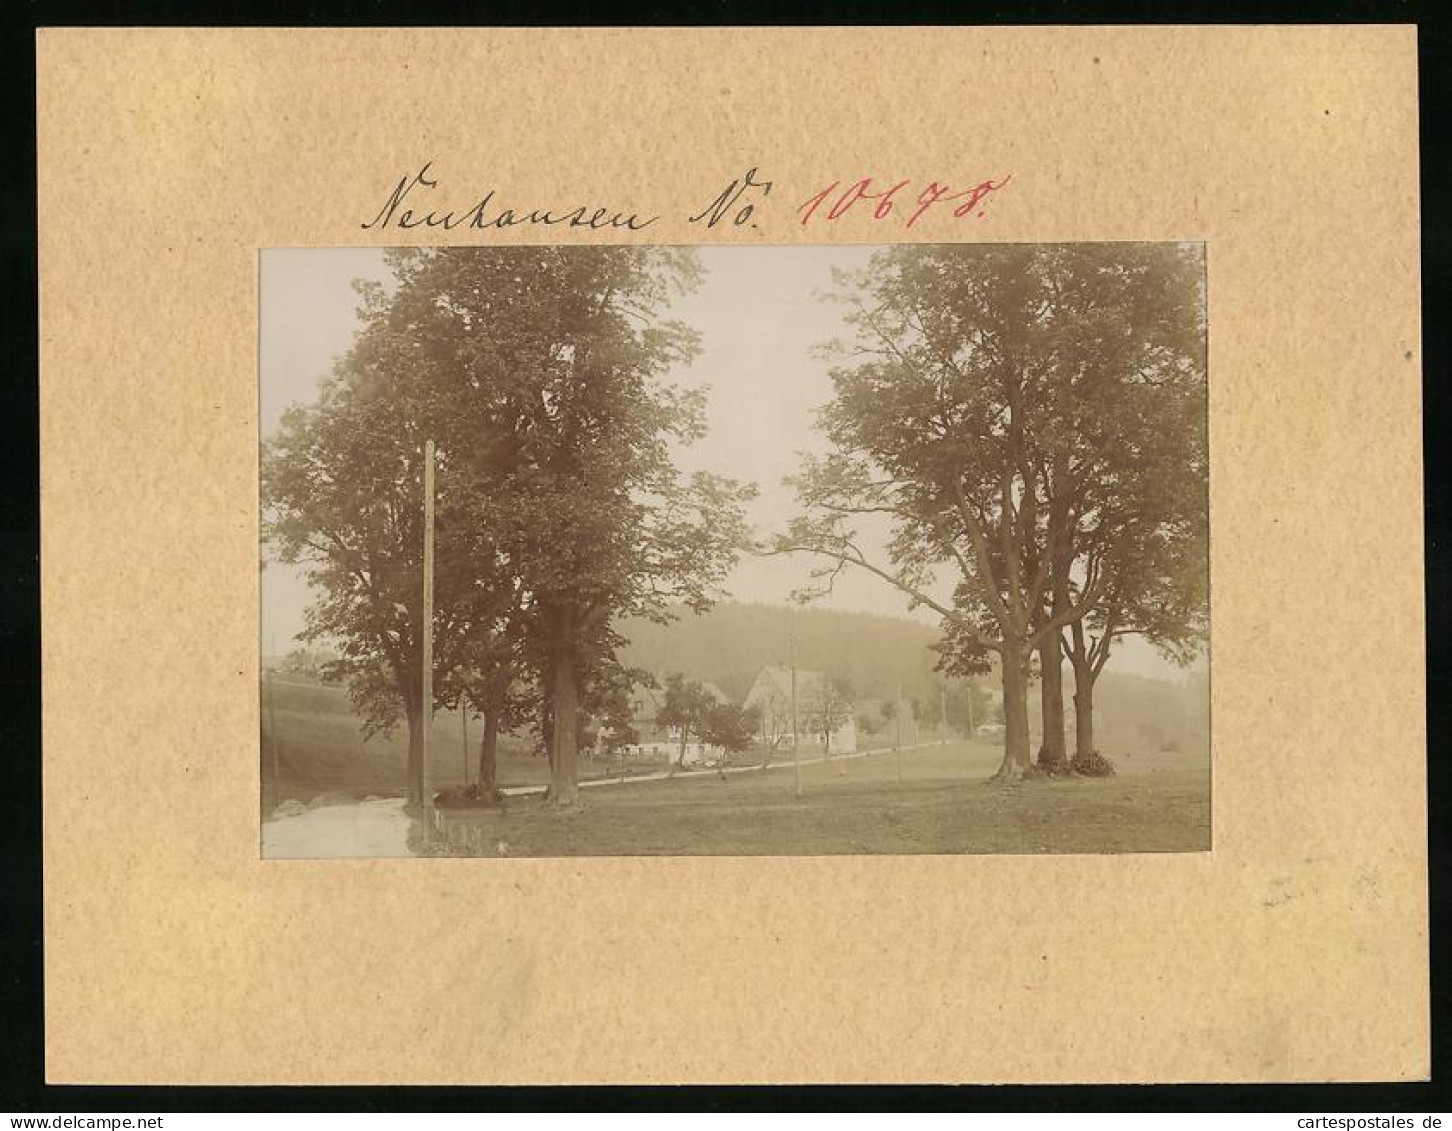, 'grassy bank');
424,740,1210,856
